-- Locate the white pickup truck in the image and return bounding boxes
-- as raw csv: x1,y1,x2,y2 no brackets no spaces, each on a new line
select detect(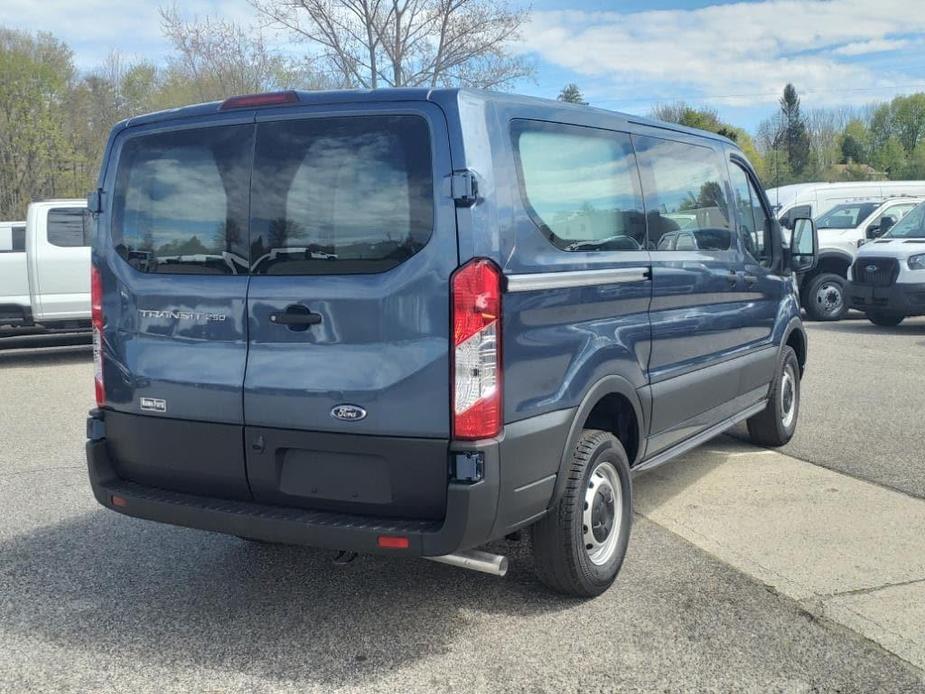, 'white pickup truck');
0,199,90,330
